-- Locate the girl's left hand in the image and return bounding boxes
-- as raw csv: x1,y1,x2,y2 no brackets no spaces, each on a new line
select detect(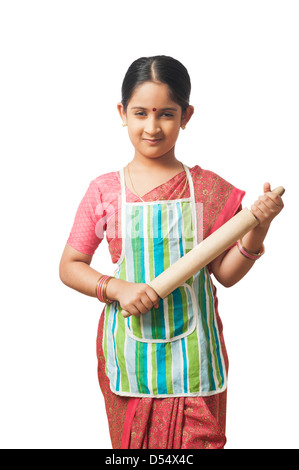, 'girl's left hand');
251,182,284,229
